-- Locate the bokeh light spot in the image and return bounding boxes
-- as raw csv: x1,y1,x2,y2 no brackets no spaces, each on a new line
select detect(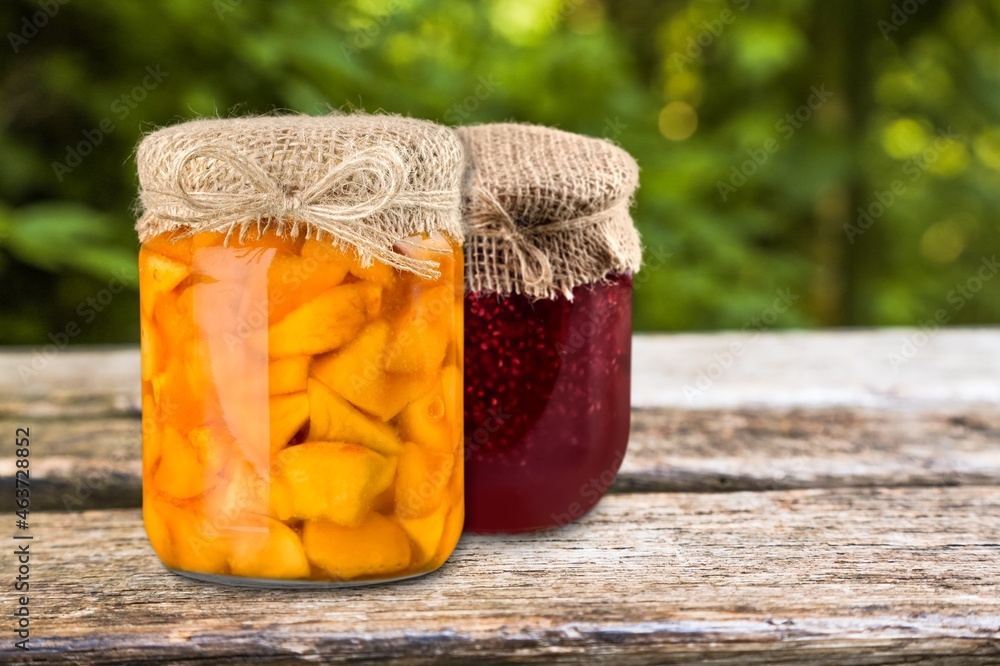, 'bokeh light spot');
920,220,965,264
926,140,968,178
973,128,1000,171
489,0,558,44
882,118,929,159
658,101,698,141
